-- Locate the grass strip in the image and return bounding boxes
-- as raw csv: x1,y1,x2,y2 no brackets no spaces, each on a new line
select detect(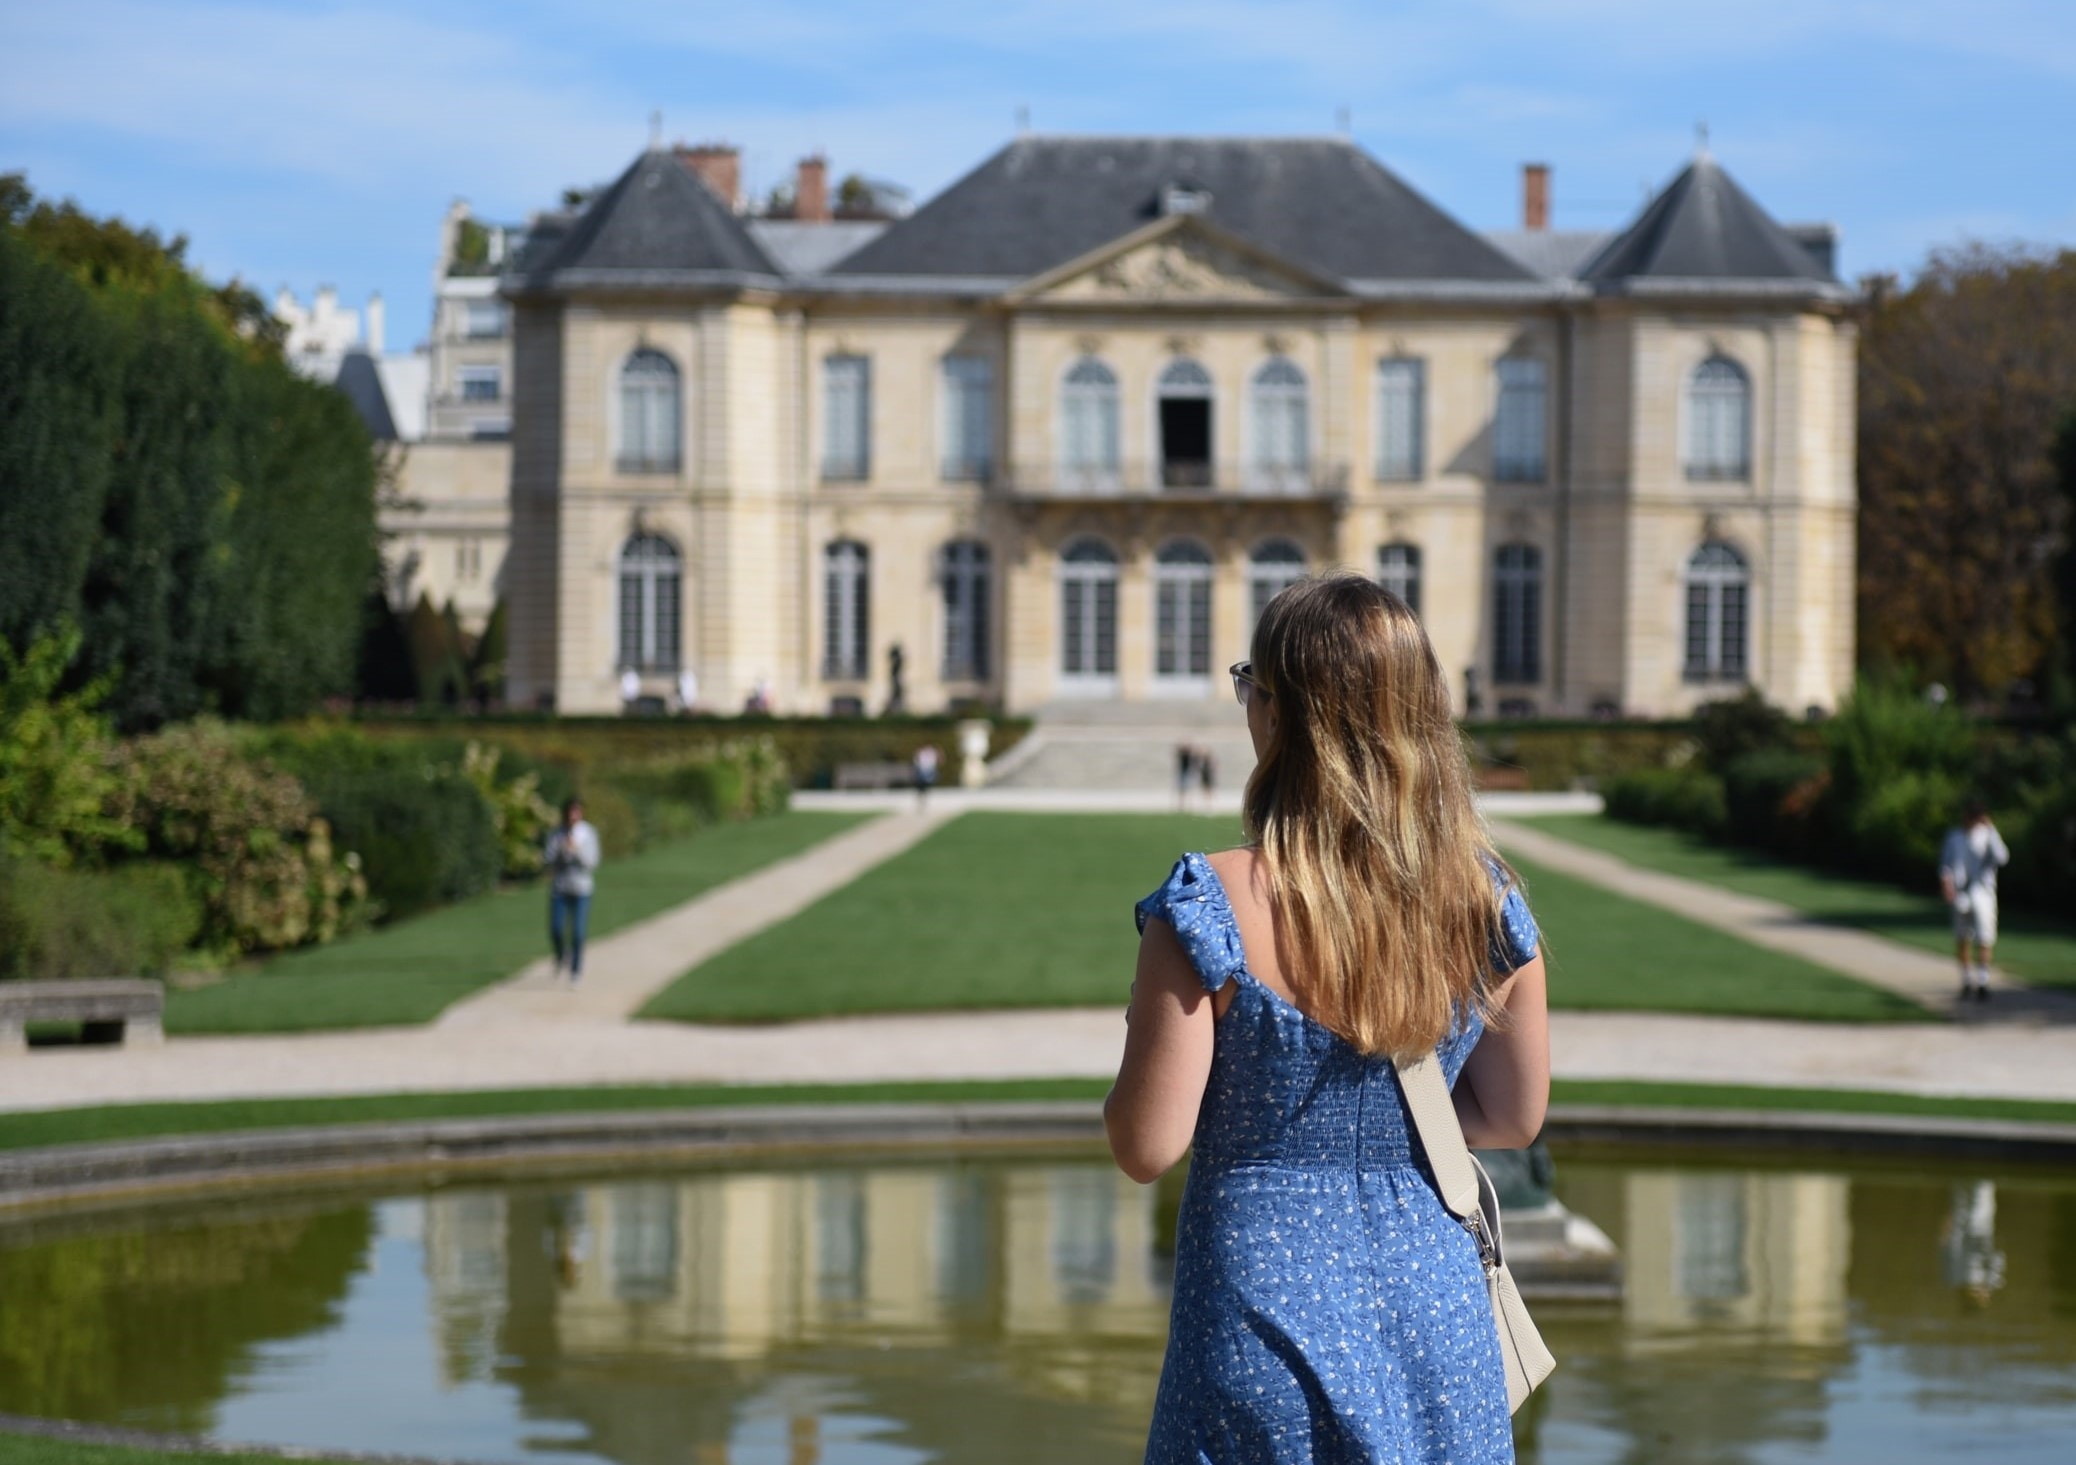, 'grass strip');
0,1079,1113,1153
0,1440,324,1465
1518,813,2076,994
644,813,1930,1025
1502,851,1933,1024
5,1079,2076,1161
162,811,869,1035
